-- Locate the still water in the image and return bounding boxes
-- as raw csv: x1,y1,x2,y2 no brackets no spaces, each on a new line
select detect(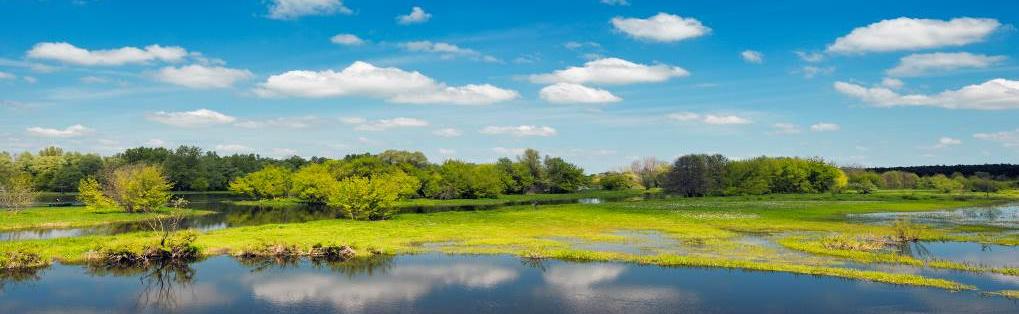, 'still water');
1,254,1017,314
